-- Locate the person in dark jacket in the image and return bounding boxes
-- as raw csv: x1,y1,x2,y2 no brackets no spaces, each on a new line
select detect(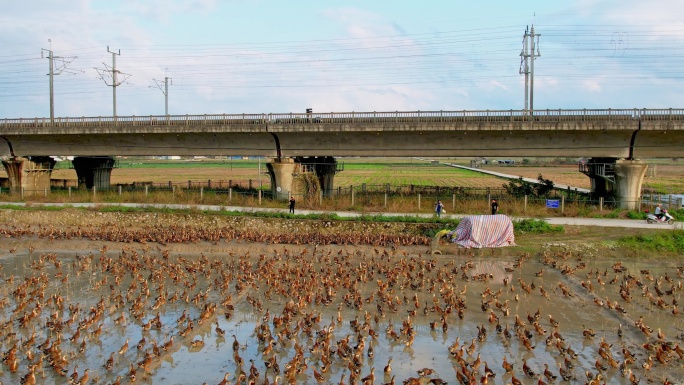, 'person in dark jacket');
491,199,498,215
